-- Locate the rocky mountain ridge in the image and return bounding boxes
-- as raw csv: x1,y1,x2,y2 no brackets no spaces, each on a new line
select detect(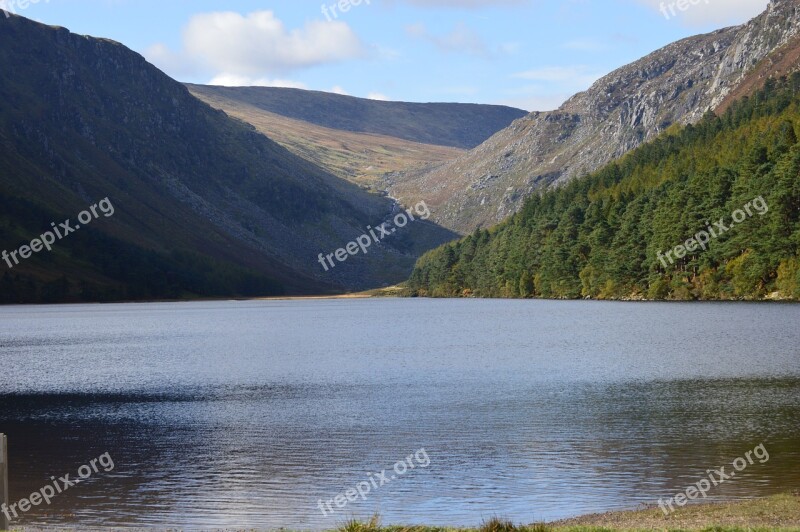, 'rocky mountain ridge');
391,0,800,233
